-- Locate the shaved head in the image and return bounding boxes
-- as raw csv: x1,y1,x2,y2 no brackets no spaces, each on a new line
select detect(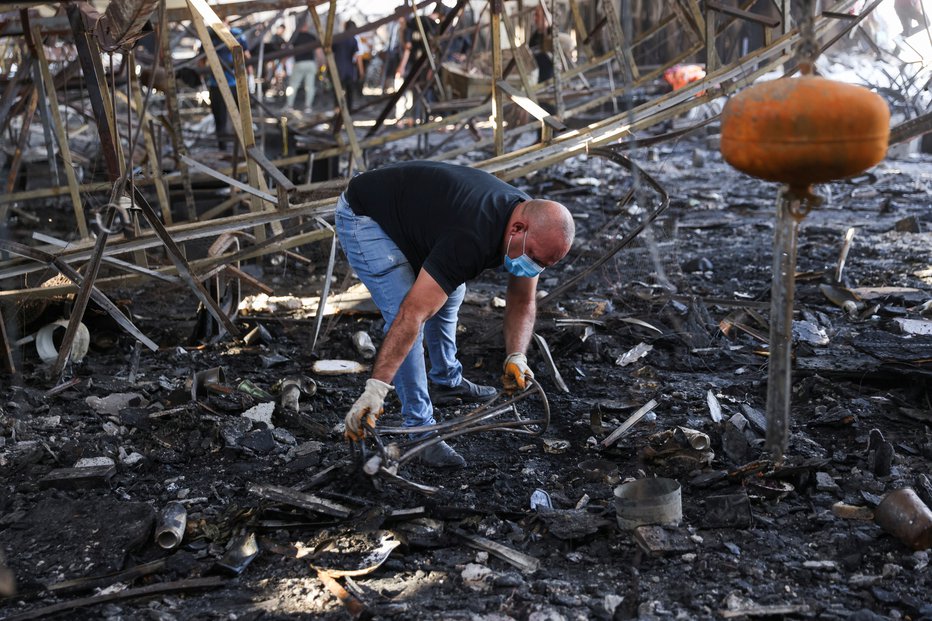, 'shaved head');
523,199,575,264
